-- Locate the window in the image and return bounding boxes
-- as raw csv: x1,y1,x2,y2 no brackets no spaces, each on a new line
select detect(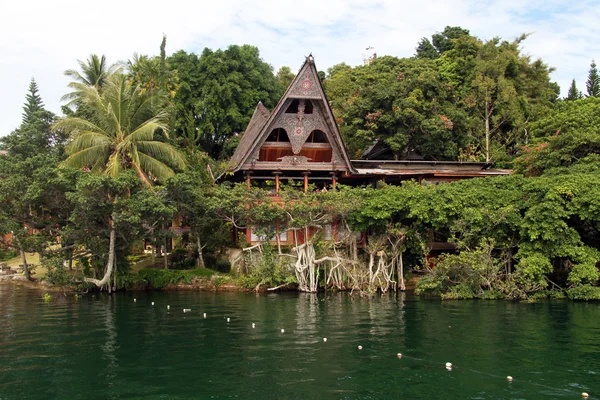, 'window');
250,225,288,242
307,130,328,143
266,128,290,142
285,99,313,114
285,99,299,113
324,224,332,240
304,100,314,114
337,224,361,242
